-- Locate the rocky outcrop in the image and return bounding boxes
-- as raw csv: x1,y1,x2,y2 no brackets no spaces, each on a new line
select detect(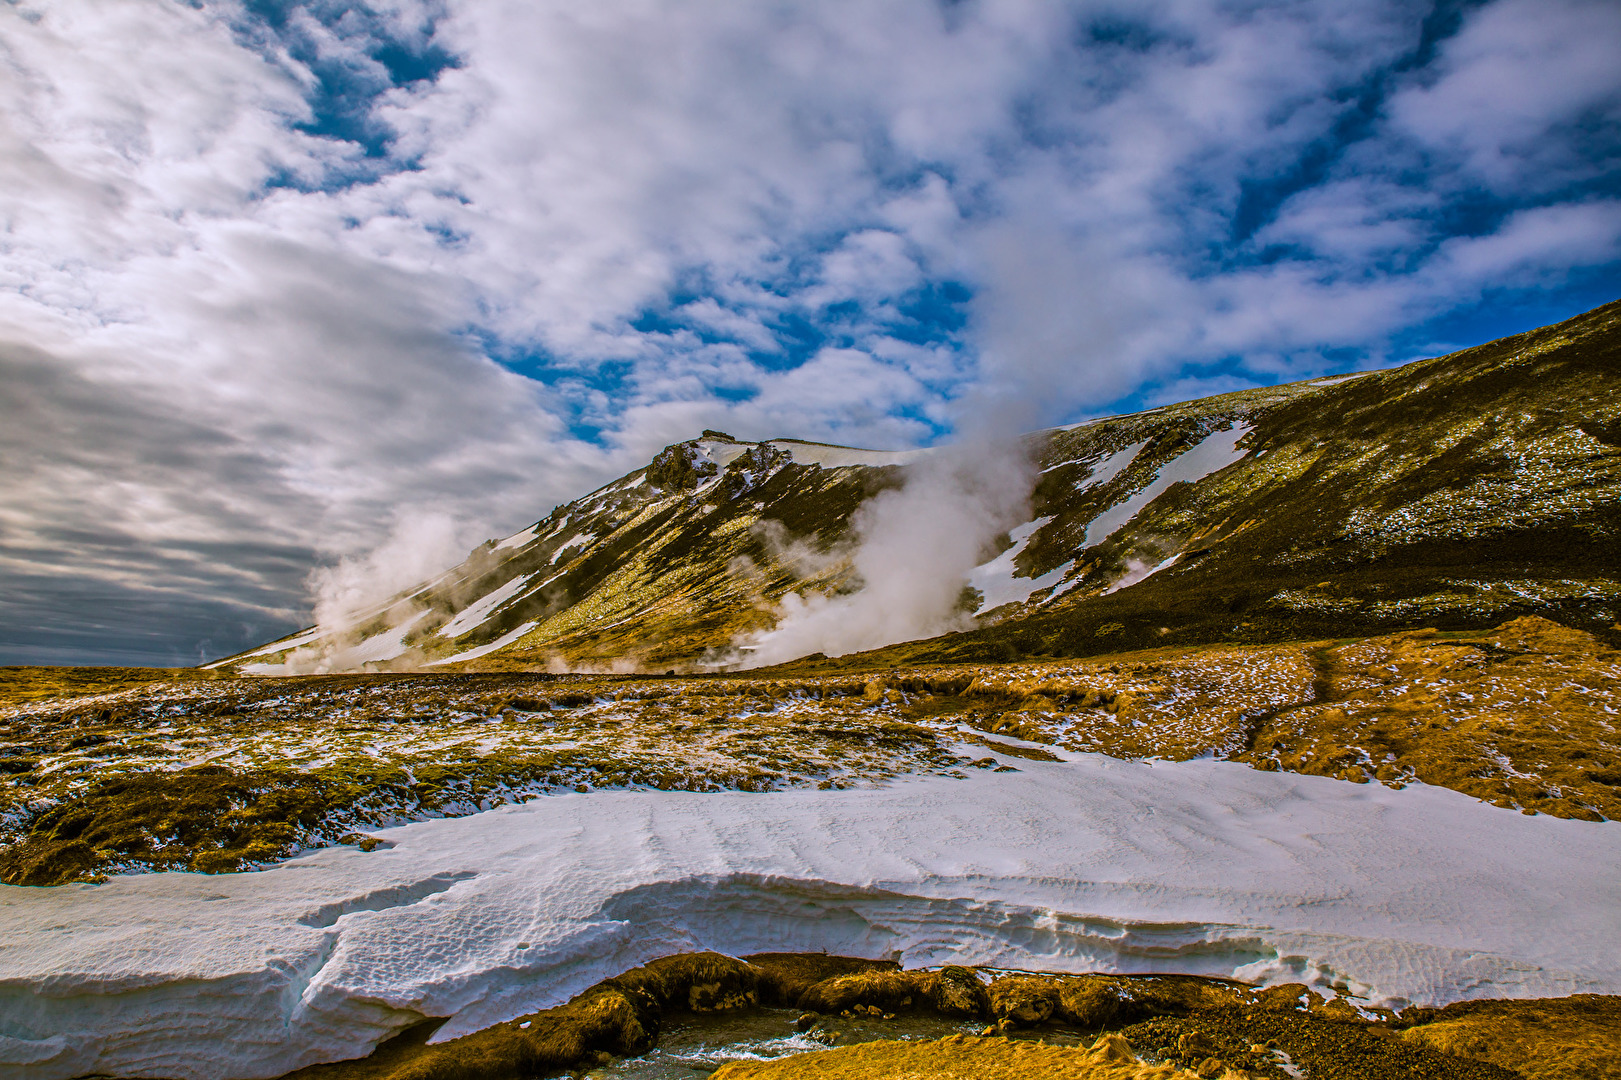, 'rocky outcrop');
646,440,720,491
